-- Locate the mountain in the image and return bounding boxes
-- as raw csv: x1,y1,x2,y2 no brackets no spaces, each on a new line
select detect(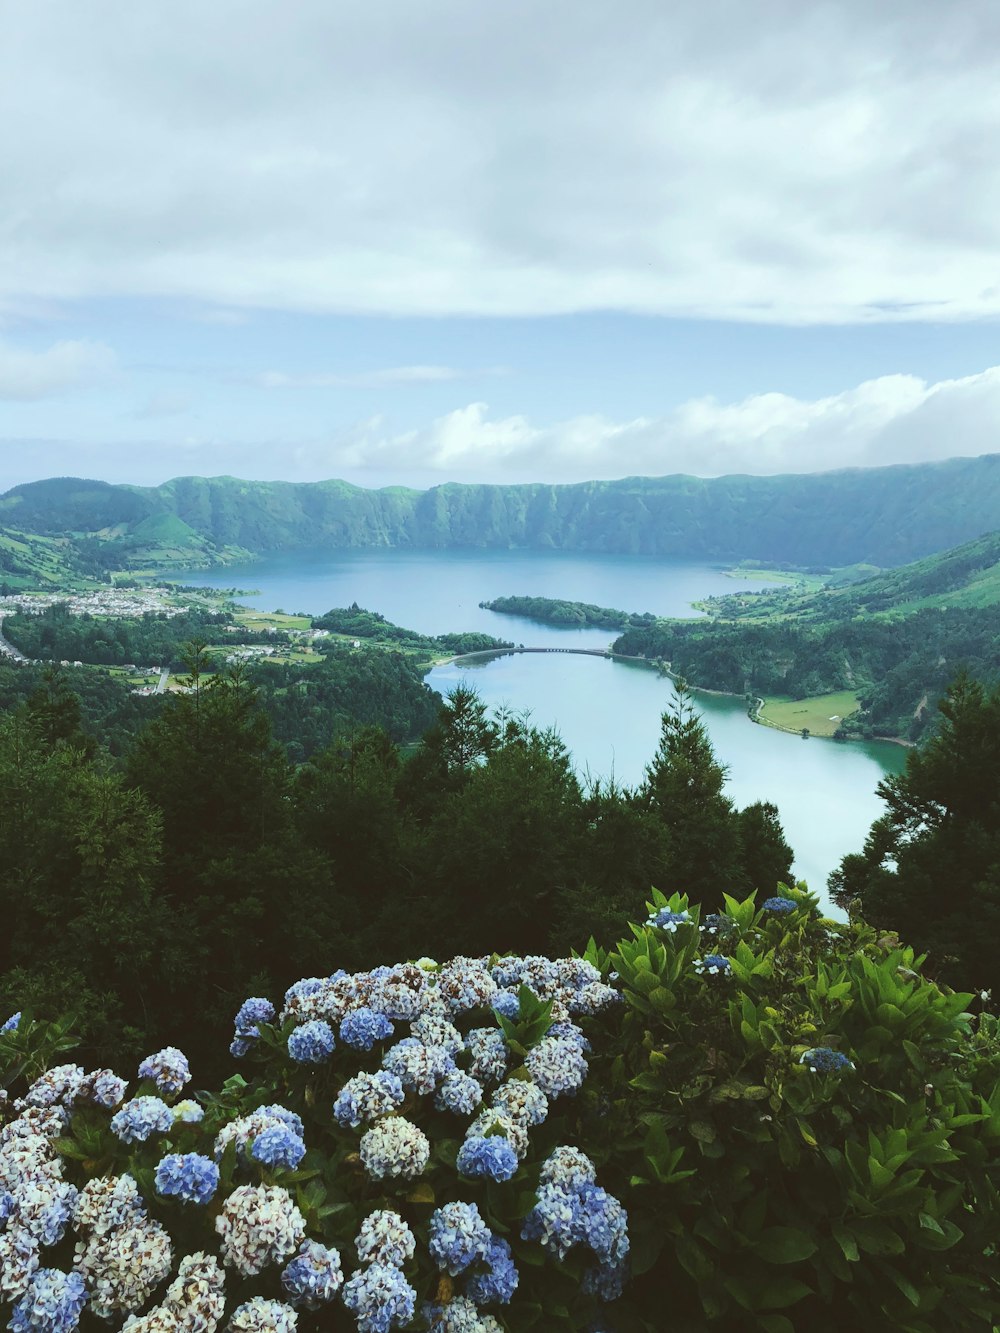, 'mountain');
3,453,1000,574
